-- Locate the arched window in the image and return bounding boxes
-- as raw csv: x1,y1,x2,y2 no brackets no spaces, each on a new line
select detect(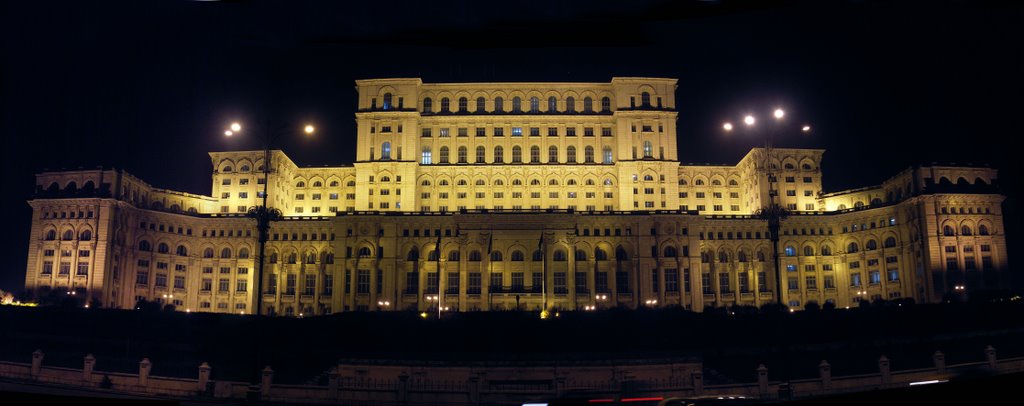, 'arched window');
757,251,766,262
595,248,608,261
427,250,439,261
347,180,356,187
566,146,577,163
576,249,587,261
494,97,504,112
566,96,575,112
803,246,814,256
407,248,419,261
601,96,611,112
961,225,973,236
448,250,461,261
490,251,503,261
79,230,92,241
62,230,74,240
532,250,544,261
641,92,651,107
512,96,522,112
423,97,433,113
203,248,214,258
584,146,595,163
158,243,169,254
469,250,482,261
603,146,613,164
238,248,250,259
476,97,486,113
176,245,188,256
458,146,468,163
664,246,678,257
305,253,316,264
583,97,593,112
287,253,297,264
943,225,955,236
474,146,486,163
548,179,558,186
457,179,468,186
511,250,525,261
553,249,567,261
719,251,729,263
493,146,504,163
884,237,896,248
494,179,504,186
701,252,711,263
45,230,57,240
737,250,748,262
421,147,432,164
821,246,832,256
604,178,614,186
381,142,391,160
548,146,558,163
615,246,629,261
458,97,468,112
358,247,372,258
866,239,878,250
323,253,335,264
382,93,392,110
440,97,450,112
530,146,540,163
312,181,323,187
643,174,654,181
548,96,557,112
530,97,540,113
139,240,151,251
530,179,541,186
847,242,859,253
439,146,450,164
269,253,278,263
784,246,796,256
220,247,232,258
979,225,990,235
512,146,523,163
